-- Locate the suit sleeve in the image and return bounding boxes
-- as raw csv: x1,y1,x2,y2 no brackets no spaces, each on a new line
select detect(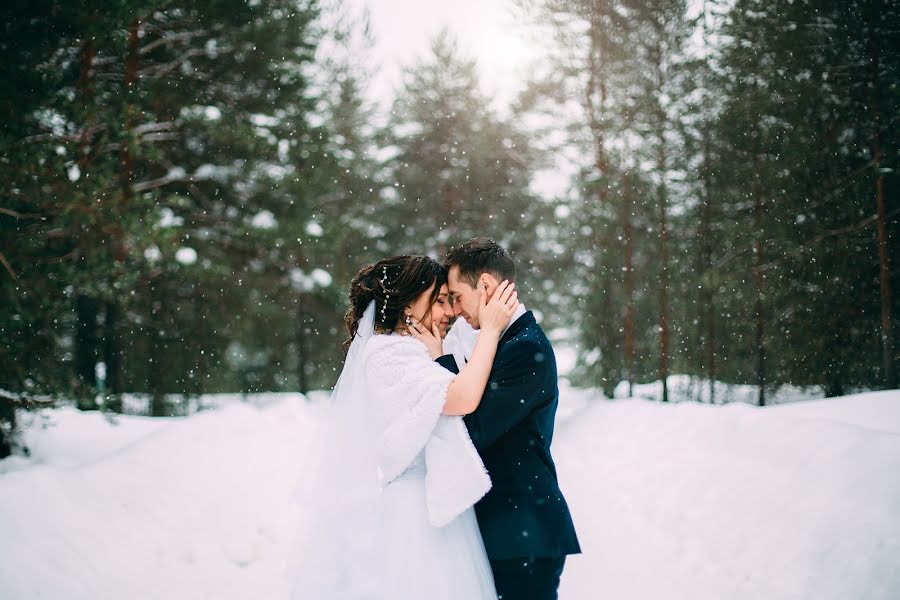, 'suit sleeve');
435,354,460,374
462,339,551,451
